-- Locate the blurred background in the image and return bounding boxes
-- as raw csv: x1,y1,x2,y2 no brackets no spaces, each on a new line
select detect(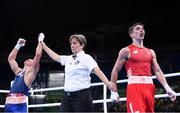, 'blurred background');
0,0,180,112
